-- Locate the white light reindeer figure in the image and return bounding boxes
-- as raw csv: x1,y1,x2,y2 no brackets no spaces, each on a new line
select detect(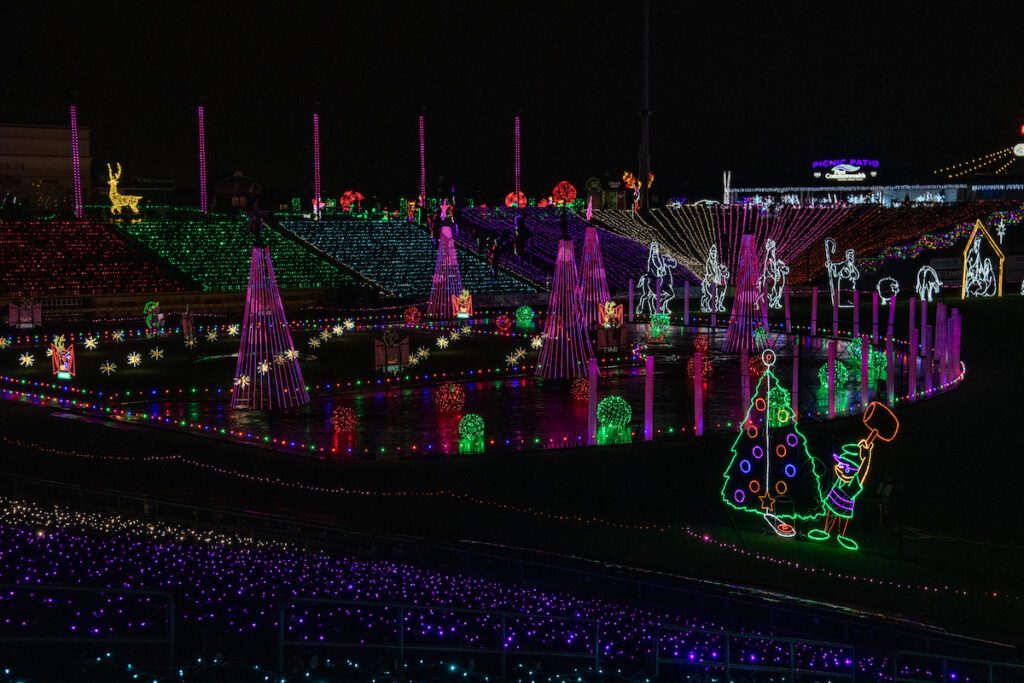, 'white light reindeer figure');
107,163,142,215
